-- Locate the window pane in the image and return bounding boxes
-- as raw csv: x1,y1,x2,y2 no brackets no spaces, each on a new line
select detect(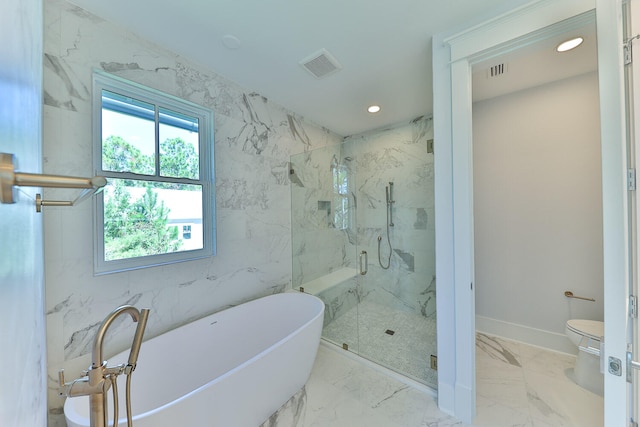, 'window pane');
159,107,200,179
103,178,203,261
101,90,156,175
